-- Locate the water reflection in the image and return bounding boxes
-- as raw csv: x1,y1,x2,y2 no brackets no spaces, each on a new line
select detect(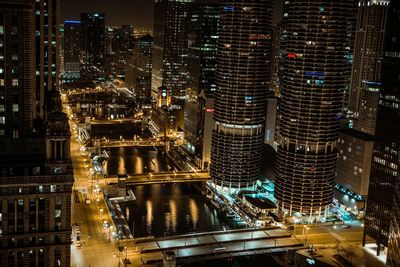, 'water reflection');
146,200,153,234
121,184,232,238
104,147,170,175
